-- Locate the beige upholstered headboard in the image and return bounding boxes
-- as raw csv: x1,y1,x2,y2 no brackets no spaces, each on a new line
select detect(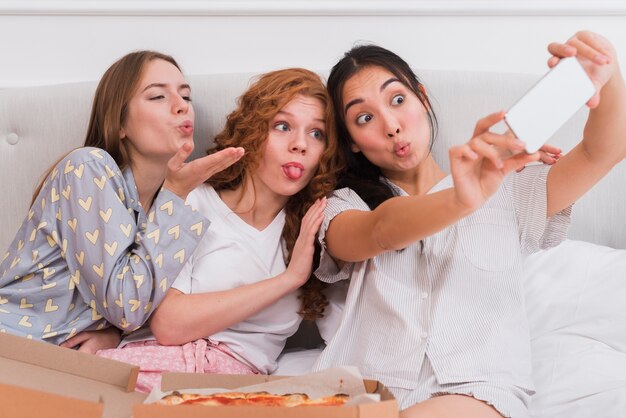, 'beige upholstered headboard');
1,70,625,252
